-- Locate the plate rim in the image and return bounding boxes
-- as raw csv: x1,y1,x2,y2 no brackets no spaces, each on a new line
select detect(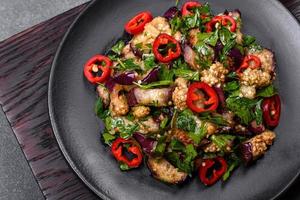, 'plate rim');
48,0,300,199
